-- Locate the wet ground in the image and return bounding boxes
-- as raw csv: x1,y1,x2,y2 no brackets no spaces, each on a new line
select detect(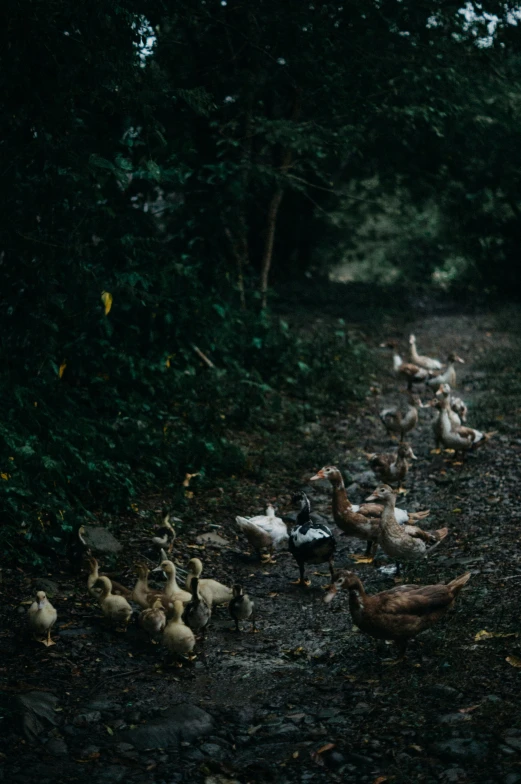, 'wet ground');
2,308,521,784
